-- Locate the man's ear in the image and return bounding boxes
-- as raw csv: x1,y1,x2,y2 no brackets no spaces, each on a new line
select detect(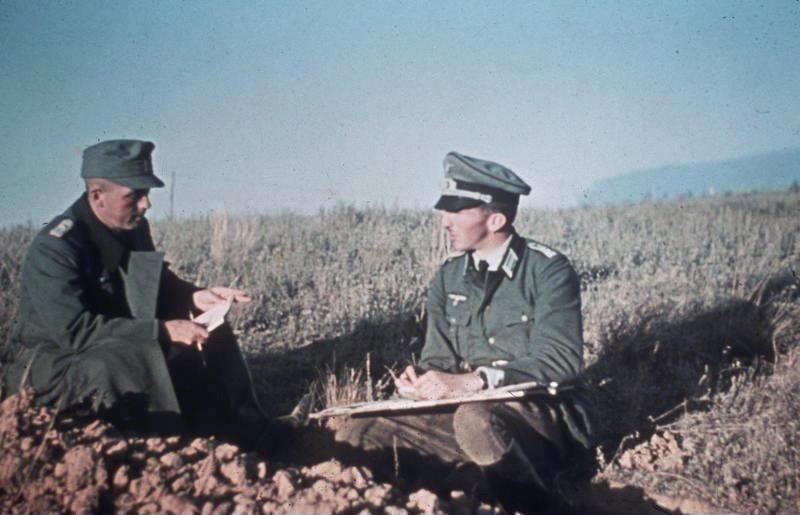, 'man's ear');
87,186,104,206
486,212,507,233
